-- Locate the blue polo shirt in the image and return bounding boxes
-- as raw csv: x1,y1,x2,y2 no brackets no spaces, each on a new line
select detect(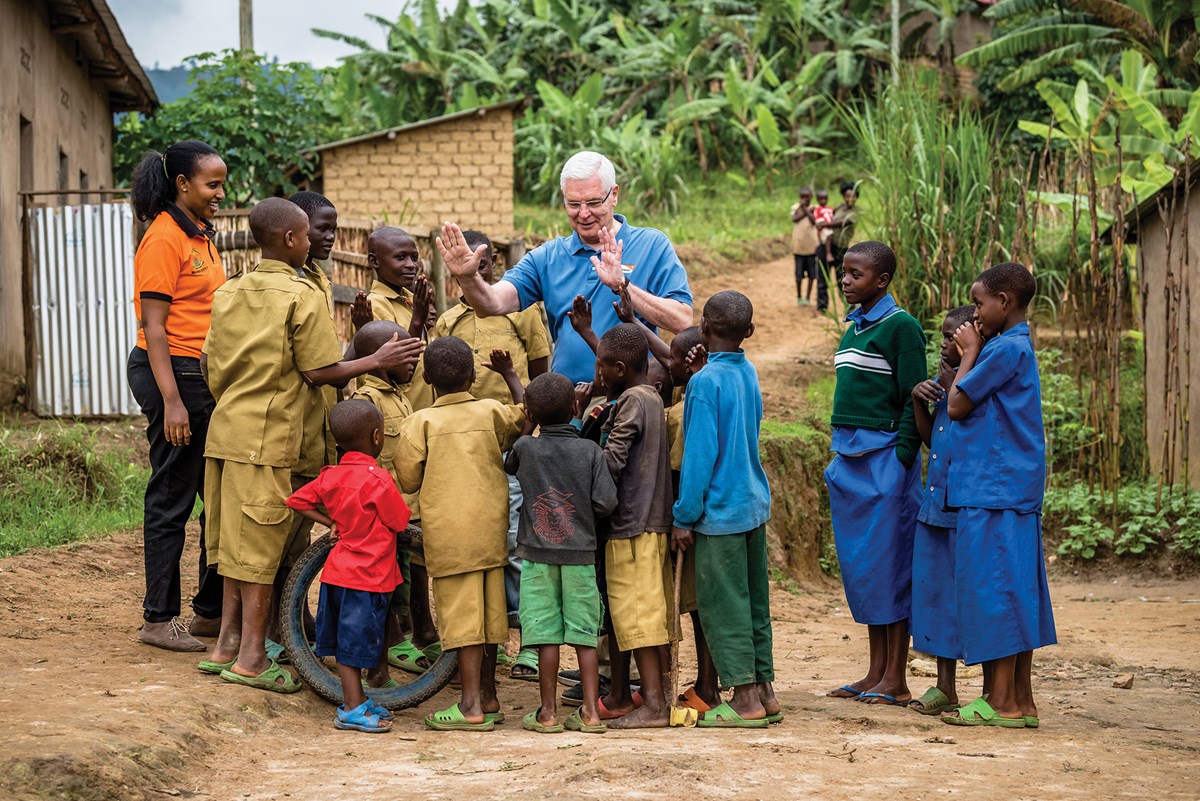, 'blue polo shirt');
918,398,958,528
830,294,902,456
946,322,1045,513
501,214,692,384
